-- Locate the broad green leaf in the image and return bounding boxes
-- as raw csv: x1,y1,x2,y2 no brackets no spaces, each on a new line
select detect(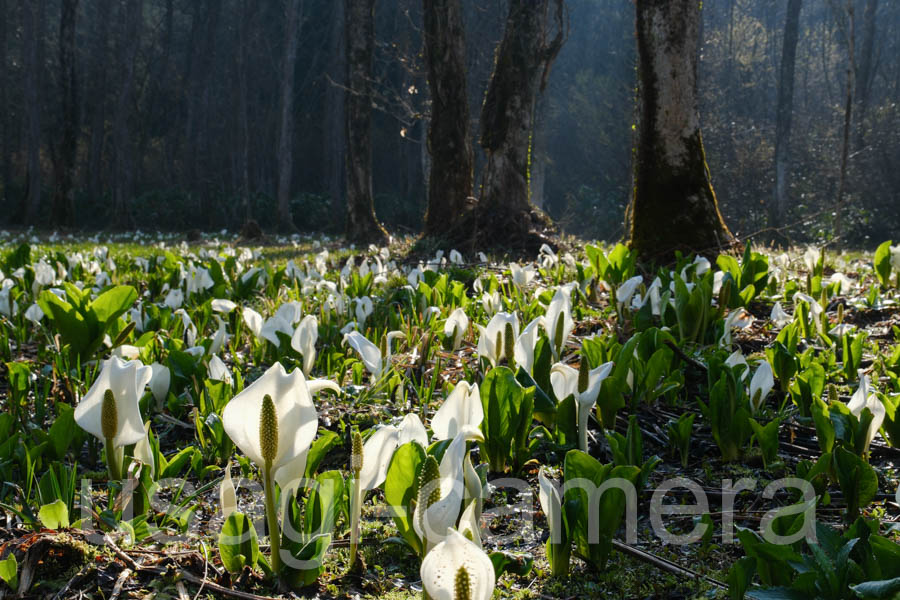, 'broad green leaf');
38,499,70,530
874,240,892,288
304,431,341,479
0,554,18,590
218,511,259,573
383,441,425,555
833,447,878,519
